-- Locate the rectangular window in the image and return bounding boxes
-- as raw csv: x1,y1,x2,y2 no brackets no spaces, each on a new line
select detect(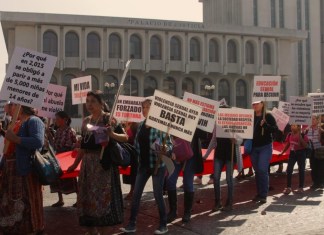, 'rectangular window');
297,0,302,30
279,0,284,28
298,42,303,95
253,0,258,26
271,0,276,28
